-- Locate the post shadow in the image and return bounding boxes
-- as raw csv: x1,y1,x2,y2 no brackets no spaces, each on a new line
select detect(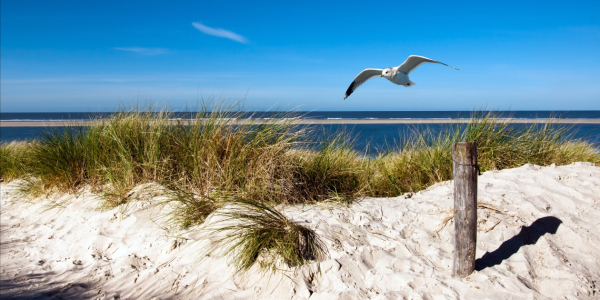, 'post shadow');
475,216,562,271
